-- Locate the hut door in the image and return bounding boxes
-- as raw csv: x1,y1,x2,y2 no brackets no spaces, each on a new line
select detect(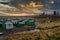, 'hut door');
6,23,13,29
0,23,2,28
